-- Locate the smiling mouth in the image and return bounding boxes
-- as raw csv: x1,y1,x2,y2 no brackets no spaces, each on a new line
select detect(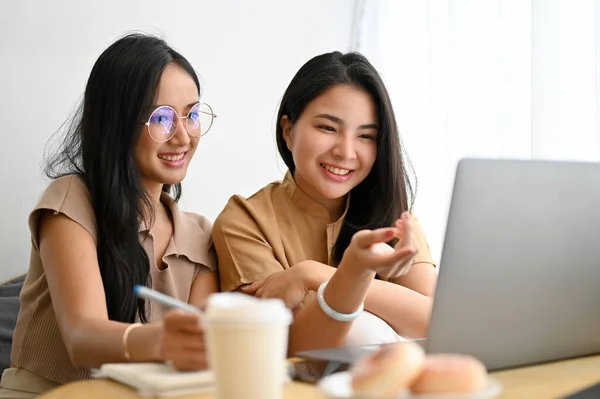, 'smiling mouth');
321,163,353,176
158,153,185,161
